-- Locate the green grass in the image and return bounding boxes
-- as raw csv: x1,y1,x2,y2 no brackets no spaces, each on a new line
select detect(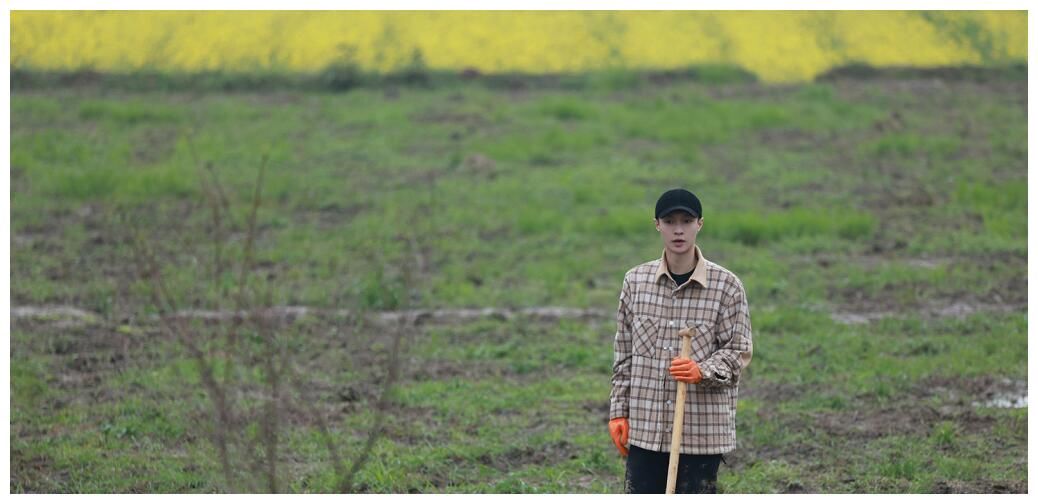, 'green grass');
10,72,1027,492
